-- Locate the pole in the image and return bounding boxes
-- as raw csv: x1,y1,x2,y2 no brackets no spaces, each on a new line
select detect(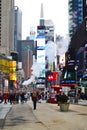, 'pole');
75,66,78,103
76,69,78,95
